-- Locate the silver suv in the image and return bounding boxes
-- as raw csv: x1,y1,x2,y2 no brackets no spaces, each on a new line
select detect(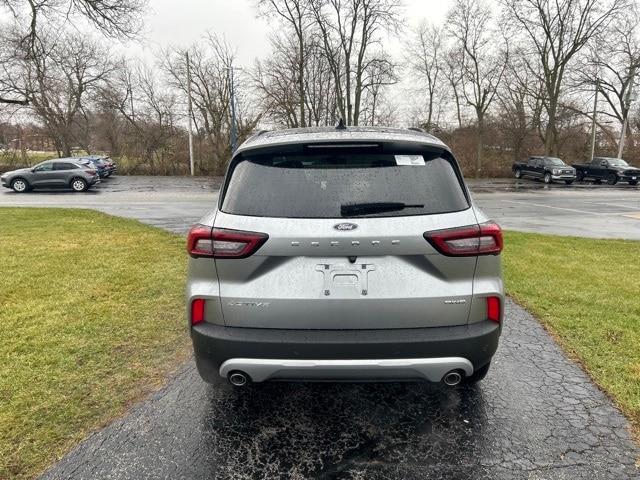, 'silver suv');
186,127,503,388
